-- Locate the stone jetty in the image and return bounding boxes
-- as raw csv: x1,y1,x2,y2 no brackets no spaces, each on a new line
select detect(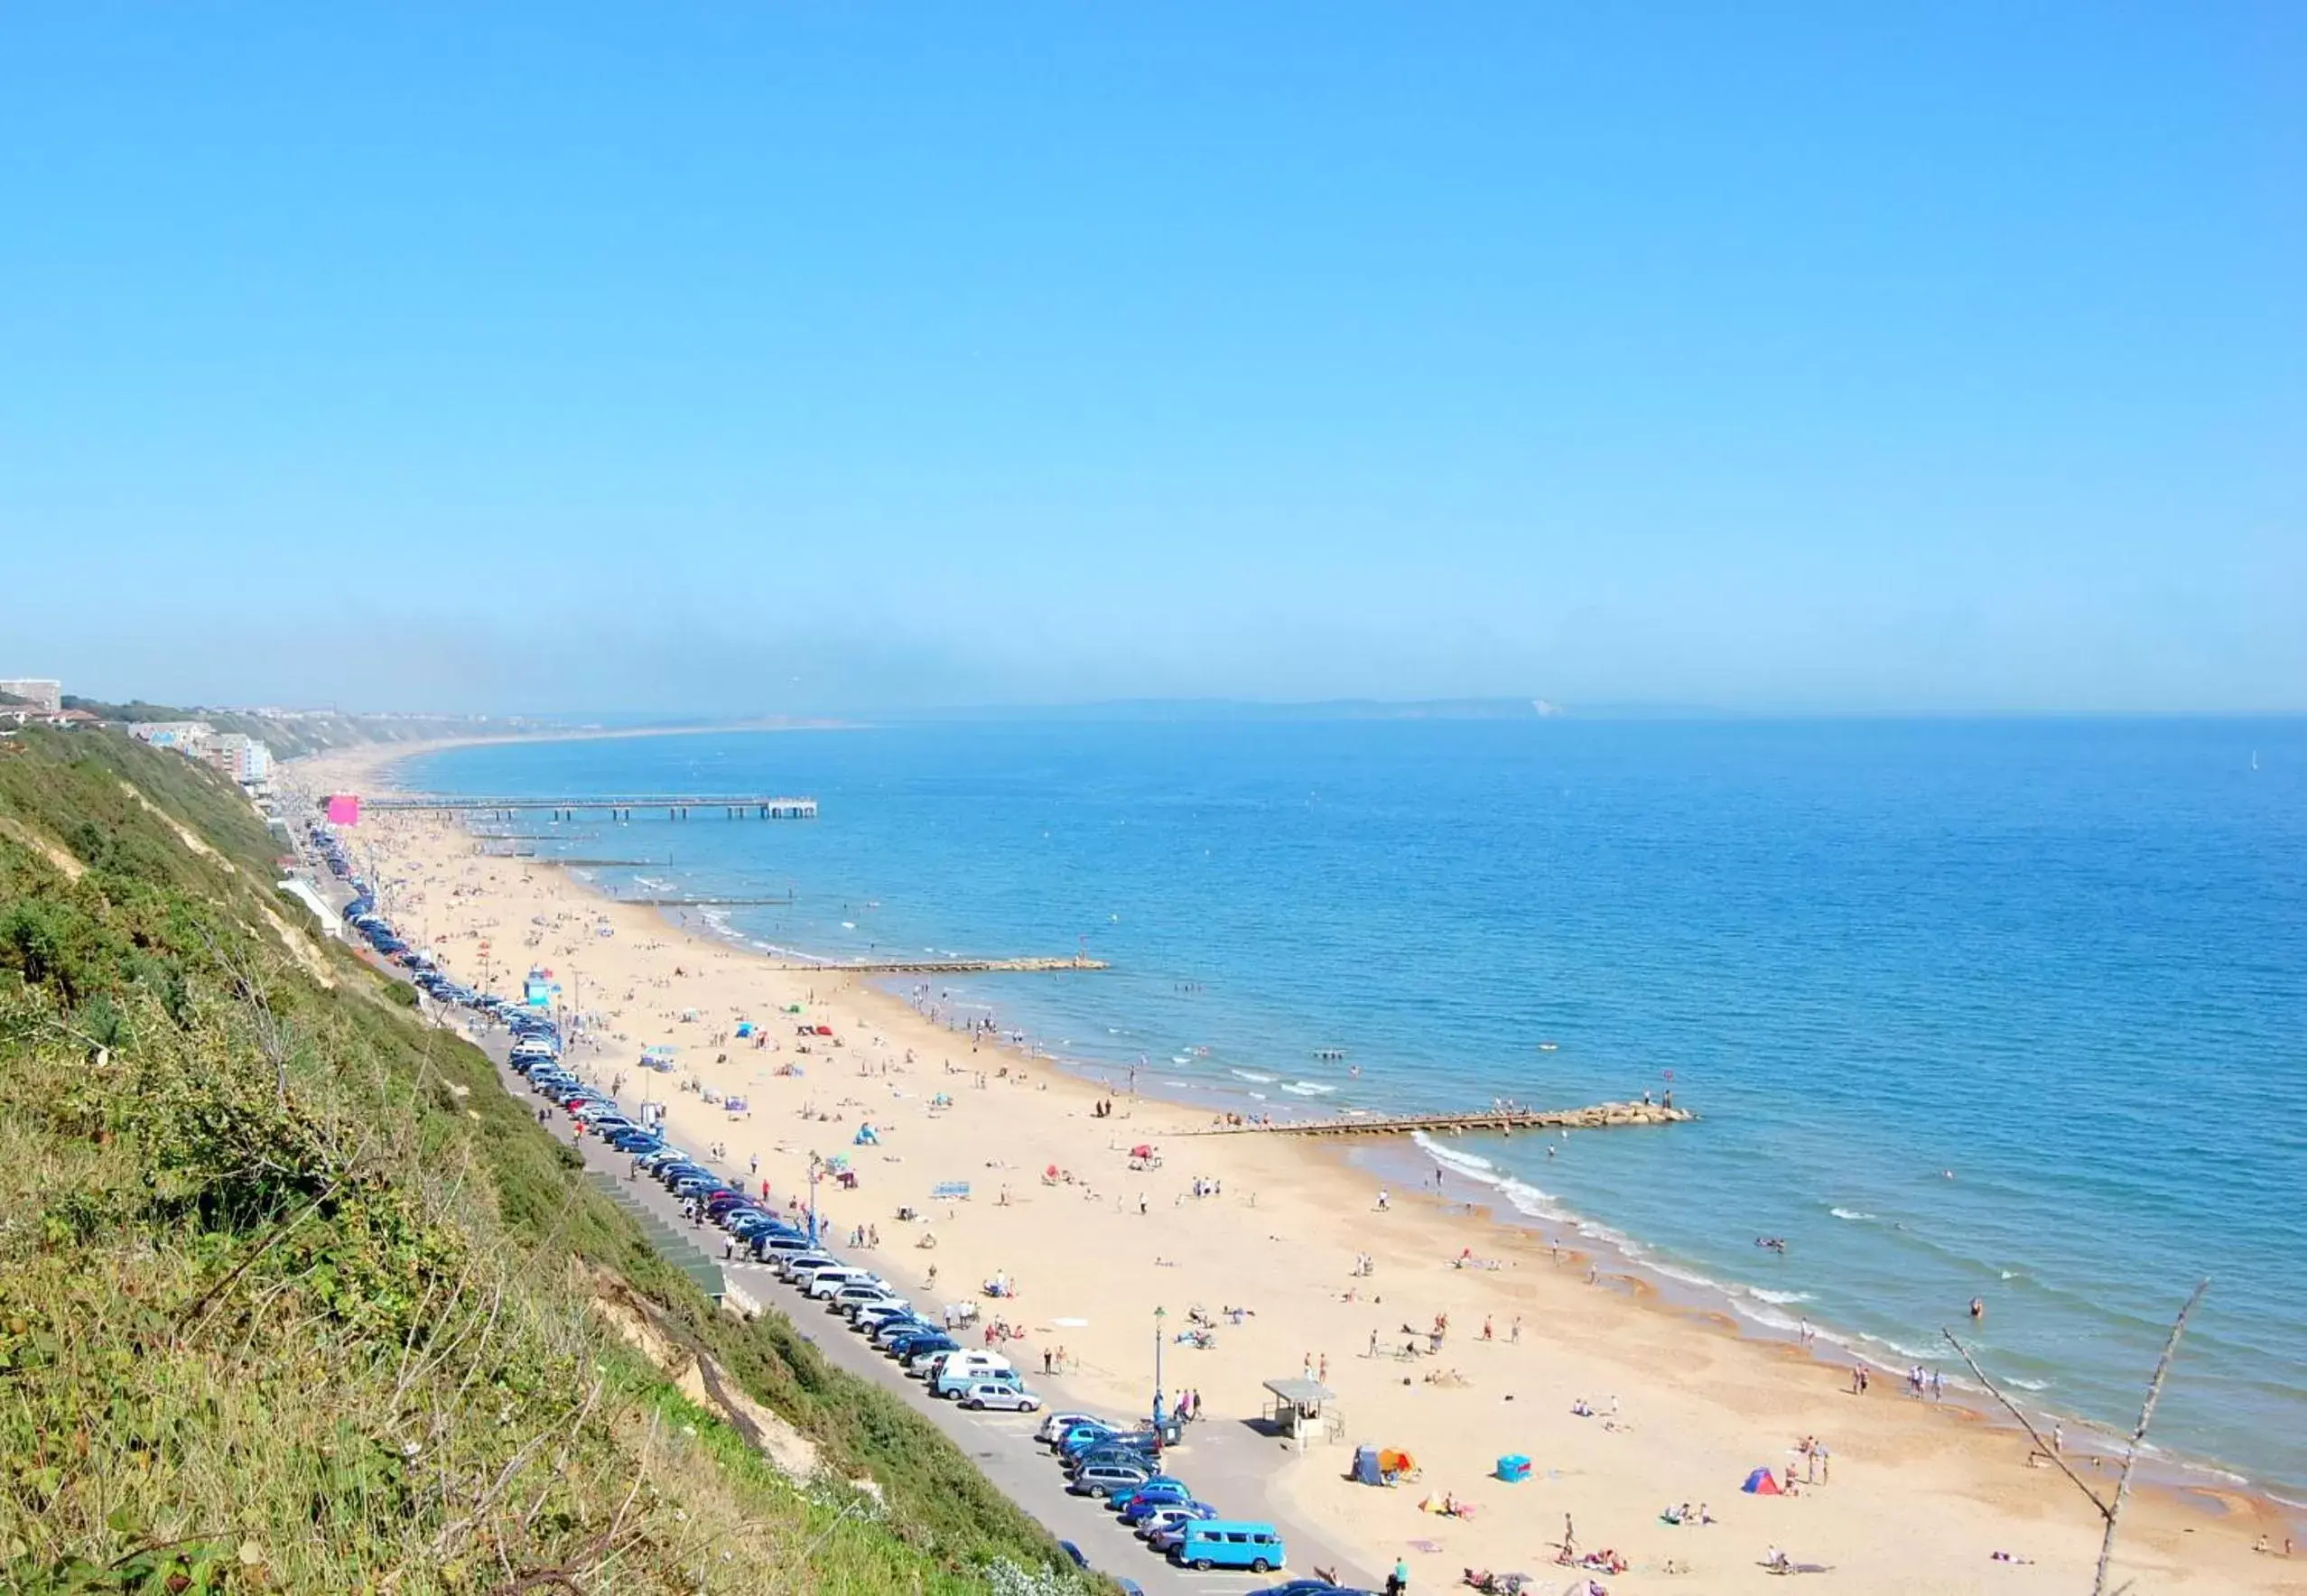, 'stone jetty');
1182,1100,1694,1137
